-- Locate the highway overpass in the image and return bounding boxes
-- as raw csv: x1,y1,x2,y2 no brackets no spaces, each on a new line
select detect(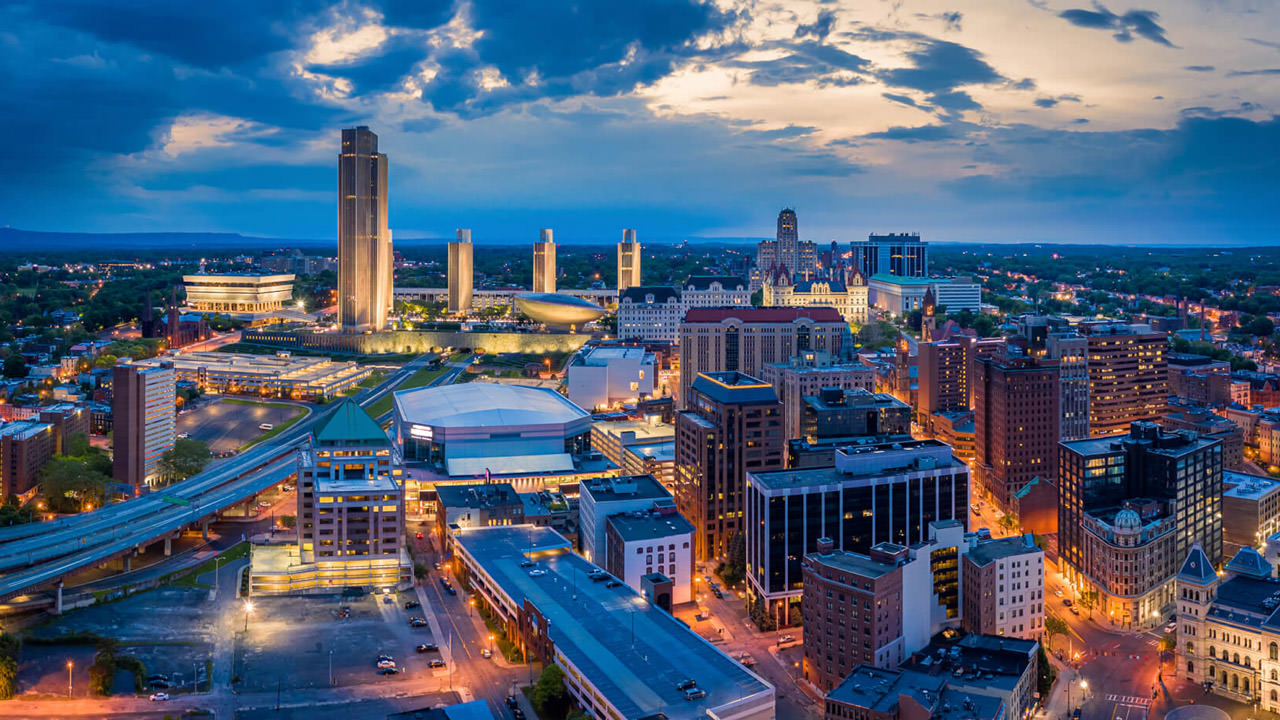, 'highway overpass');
0,353,461,608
